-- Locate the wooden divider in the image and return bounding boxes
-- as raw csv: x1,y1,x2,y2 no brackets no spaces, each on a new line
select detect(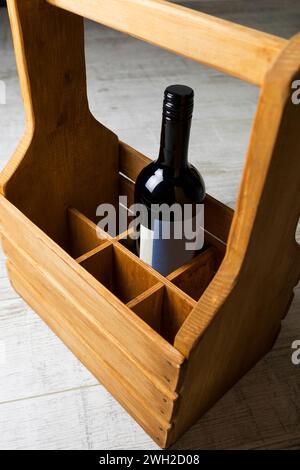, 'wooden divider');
80,244,159,303
127,284,165,333
68,206,219,345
